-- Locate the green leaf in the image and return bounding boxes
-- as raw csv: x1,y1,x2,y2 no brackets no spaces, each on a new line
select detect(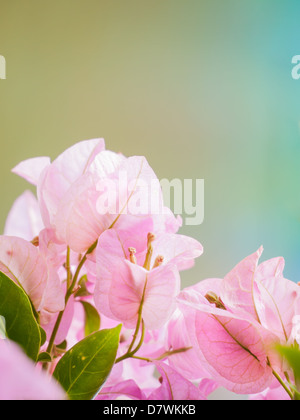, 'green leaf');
294,390,300,400
40,326,47,346
37,352,52,363
277,344,300,388
0,315,6,339
74,275,91,297
53,325,121,400
80,301,101,337
0,271,41,361
56,340,67,350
